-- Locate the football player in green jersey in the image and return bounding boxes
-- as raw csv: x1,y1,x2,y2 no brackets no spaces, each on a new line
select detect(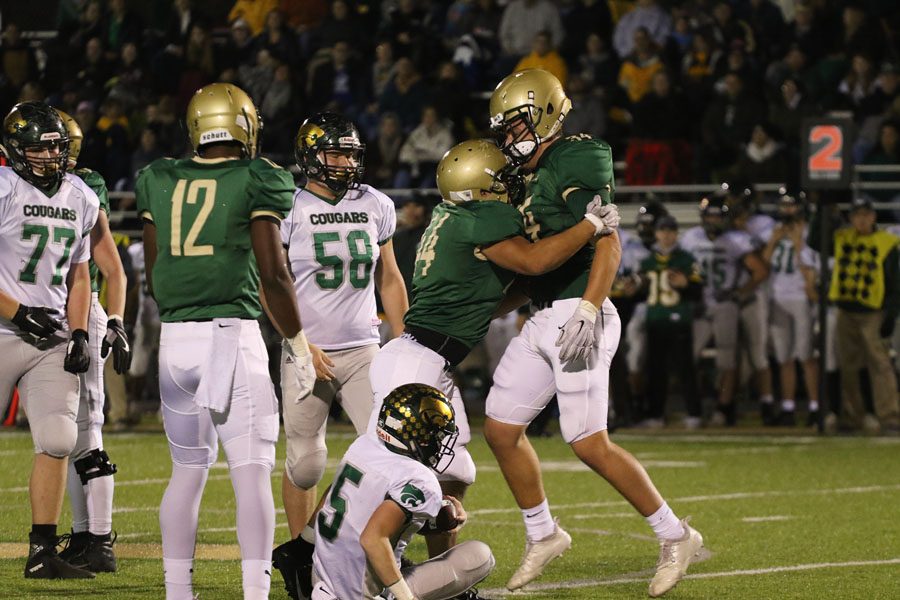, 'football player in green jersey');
136,83,315,600
485,69,704,596
637,215,704,427
55,109,130,573
364,139,619,570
